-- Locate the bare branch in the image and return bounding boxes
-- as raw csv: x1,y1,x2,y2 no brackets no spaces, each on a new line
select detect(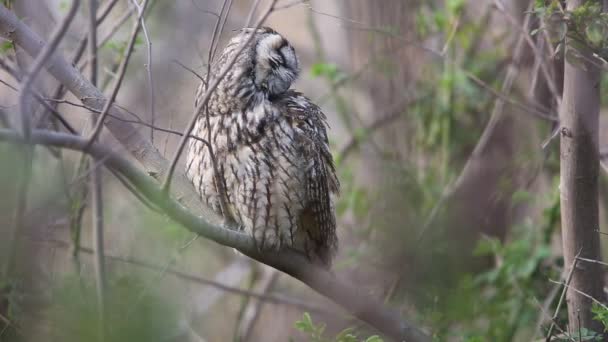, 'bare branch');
492,0,562,107
43,0,122,131
18,0,80,139
3,0,81,280
88,1,106,340
95,6,135,52
546,249,581,340
129,0,156,143
91,158,106,342
35,237,331,315
0,128,431,342
245,0,262,26
196,0,235,223
86,0,150,147
88,0,99,87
